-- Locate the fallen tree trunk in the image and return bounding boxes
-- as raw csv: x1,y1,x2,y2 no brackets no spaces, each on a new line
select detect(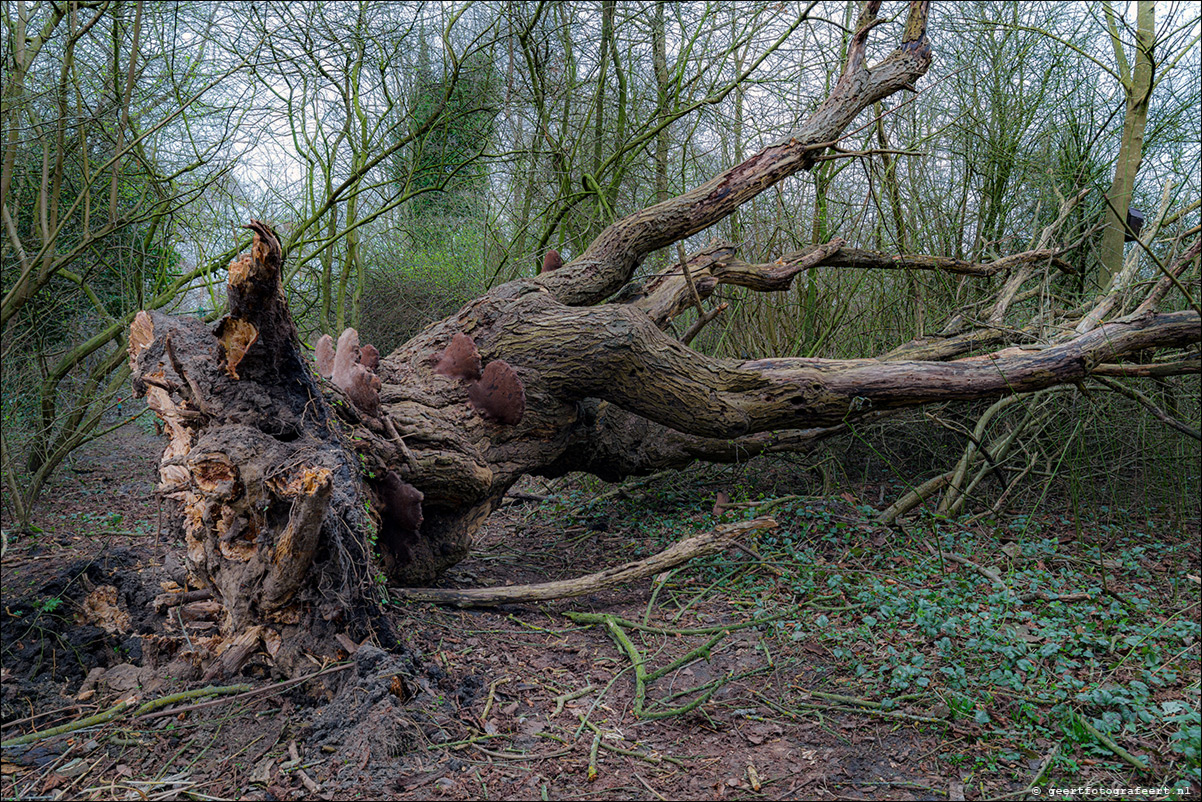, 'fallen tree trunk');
127,2,1199,671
